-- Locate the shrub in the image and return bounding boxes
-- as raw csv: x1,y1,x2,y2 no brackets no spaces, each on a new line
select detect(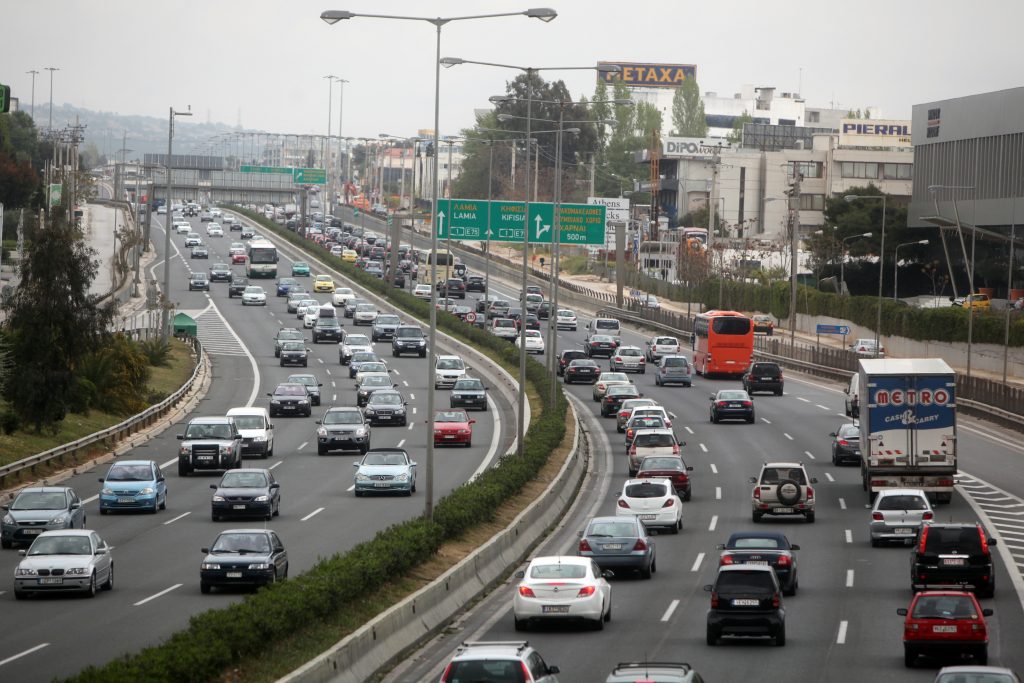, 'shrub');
139,338,172,366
